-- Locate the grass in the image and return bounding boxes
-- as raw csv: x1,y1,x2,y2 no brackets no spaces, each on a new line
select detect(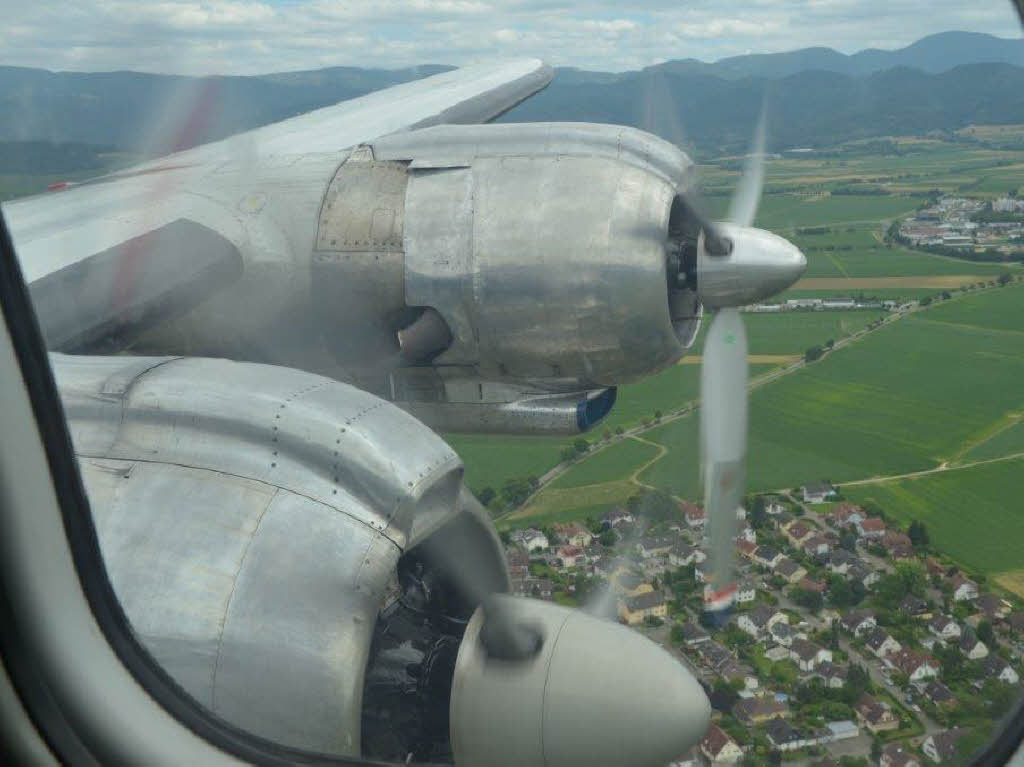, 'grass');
549,437,660,489
641,285,1024,496
923,283,1024,333
443,434,563,493
964,420,1024,461
499,498,627,530
845,456,1024,576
